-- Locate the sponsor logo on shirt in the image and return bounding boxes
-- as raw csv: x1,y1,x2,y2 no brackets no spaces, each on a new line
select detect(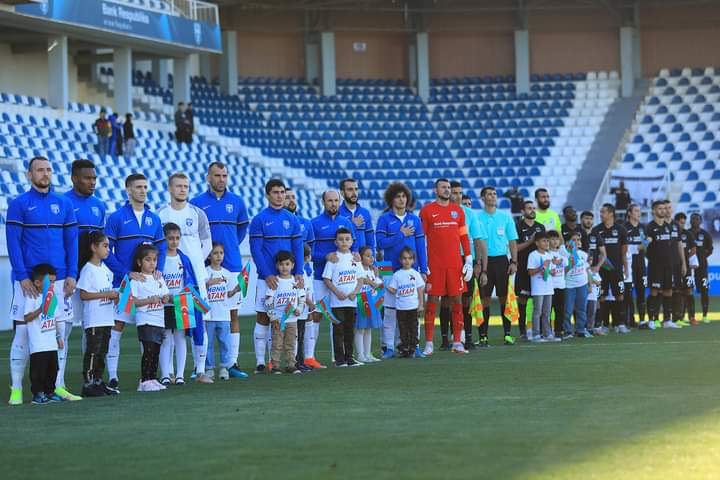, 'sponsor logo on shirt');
92,207,100,217
186,218,193,227
396,283,415,297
